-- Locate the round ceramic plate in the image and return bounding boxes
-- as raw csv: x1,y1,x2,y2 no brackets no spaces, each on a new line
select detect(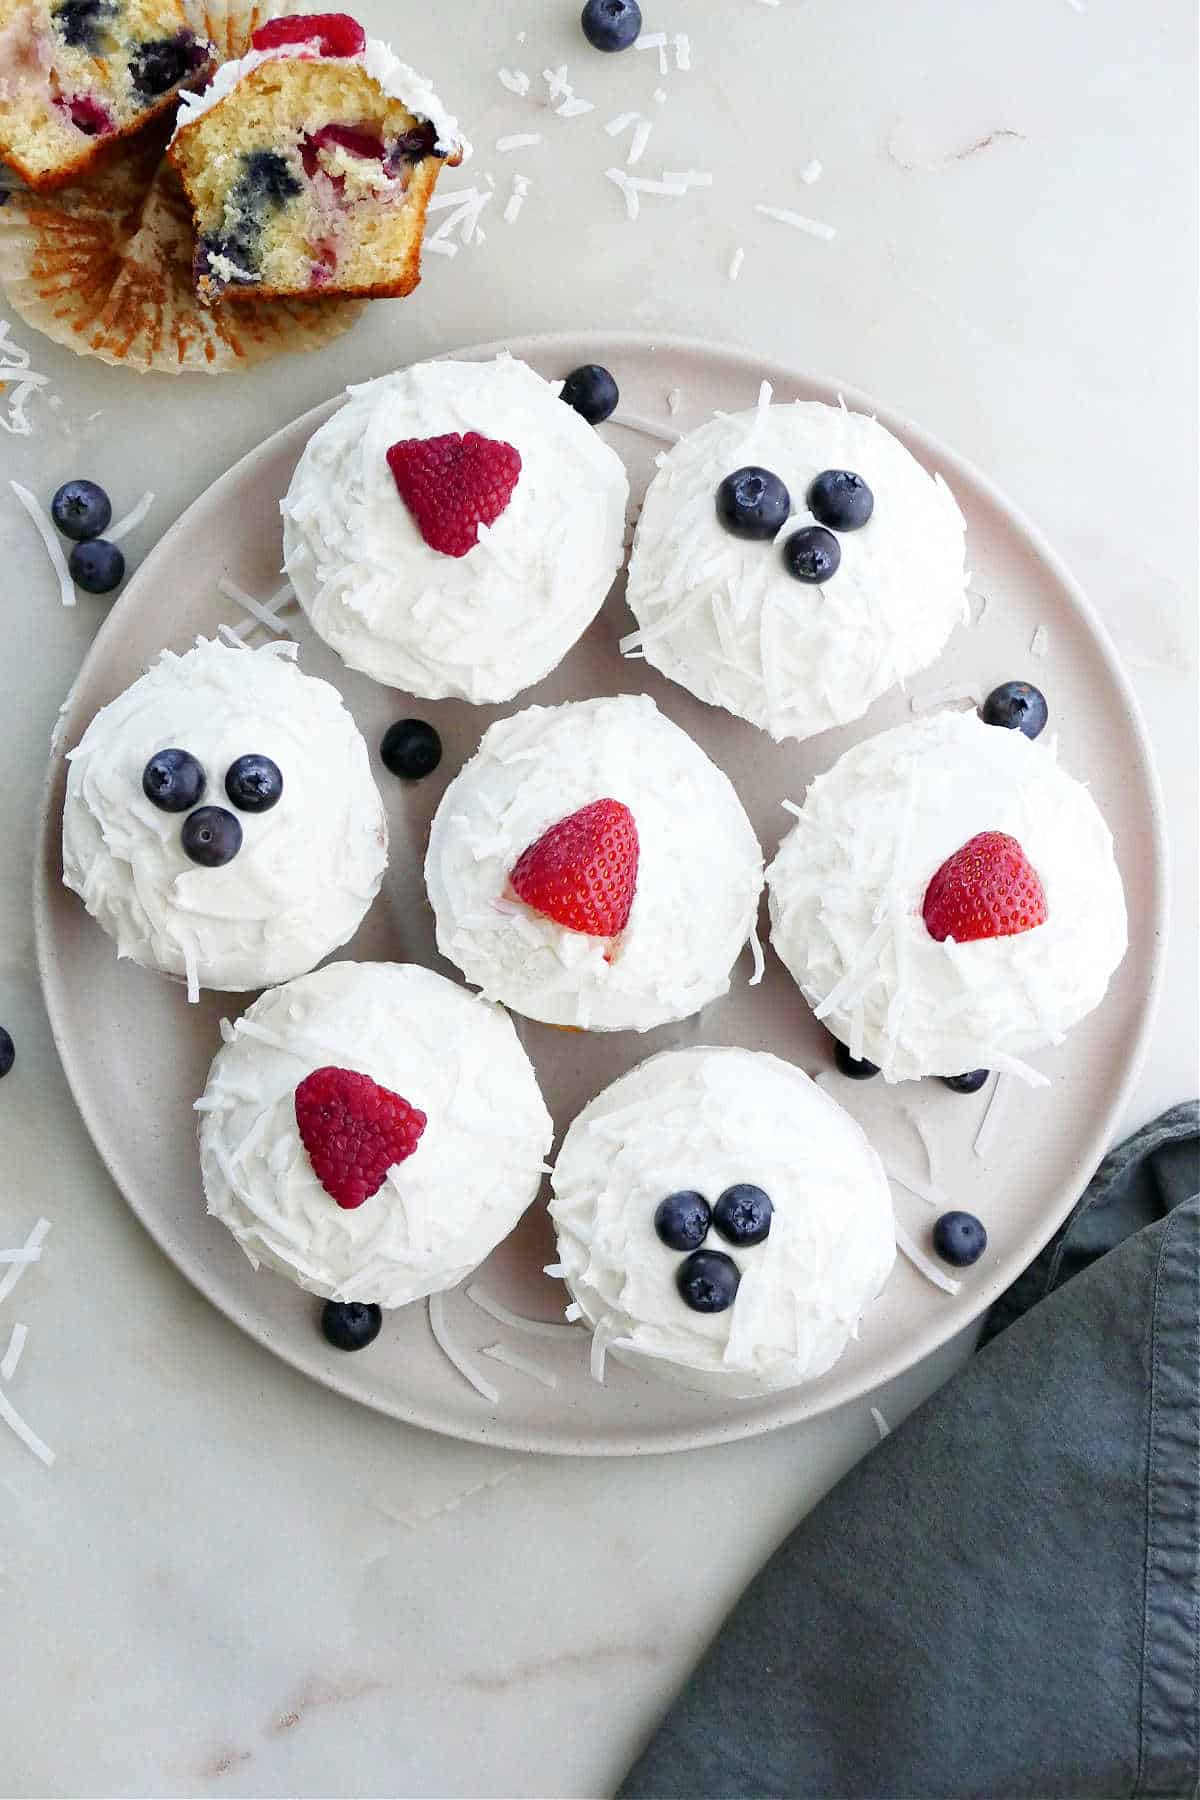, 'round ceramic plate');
35,332,1166,1455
